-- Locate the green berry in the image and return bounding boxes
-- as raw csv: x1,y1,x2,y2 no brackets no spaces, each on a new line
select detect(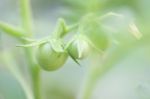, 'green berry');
36,42,68,71
67,34,90,60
